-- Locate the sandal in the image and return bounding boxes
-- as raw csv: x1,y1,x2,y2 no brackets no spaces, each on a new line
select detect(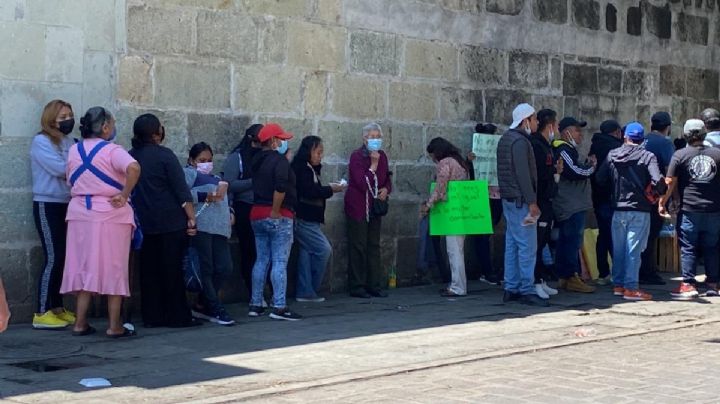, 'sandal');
72,326,96,336
107,326,137,339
